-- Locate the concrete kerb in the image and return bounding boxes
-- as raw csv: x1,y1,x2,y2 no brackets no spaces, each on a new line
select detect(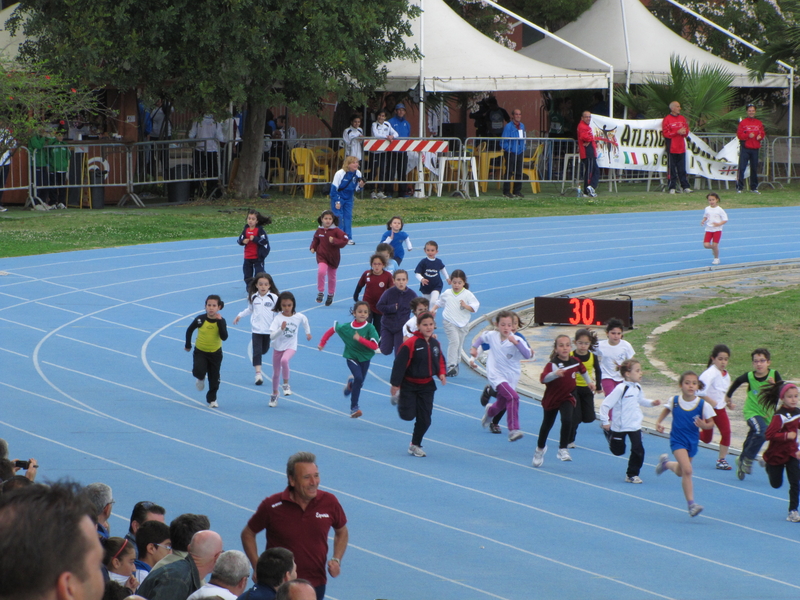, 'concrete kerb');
461,258,800,453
